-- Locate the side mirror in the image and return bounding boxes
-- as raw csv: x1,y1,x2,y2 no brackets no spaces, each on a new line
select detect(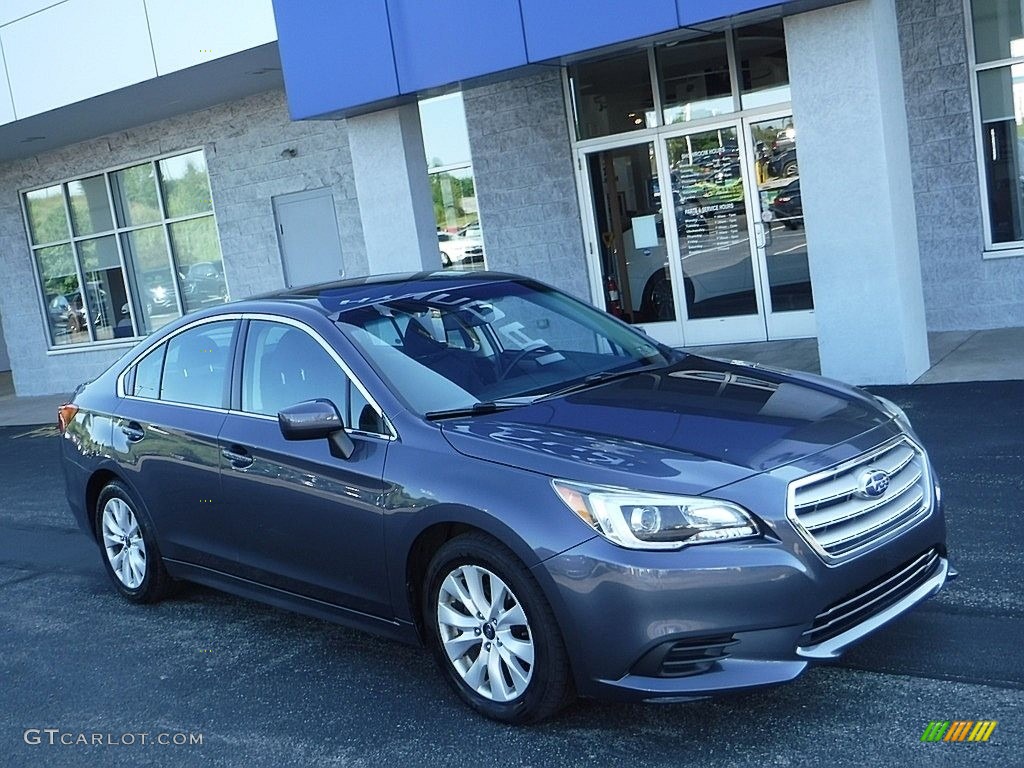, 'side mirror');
278,399,355,459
